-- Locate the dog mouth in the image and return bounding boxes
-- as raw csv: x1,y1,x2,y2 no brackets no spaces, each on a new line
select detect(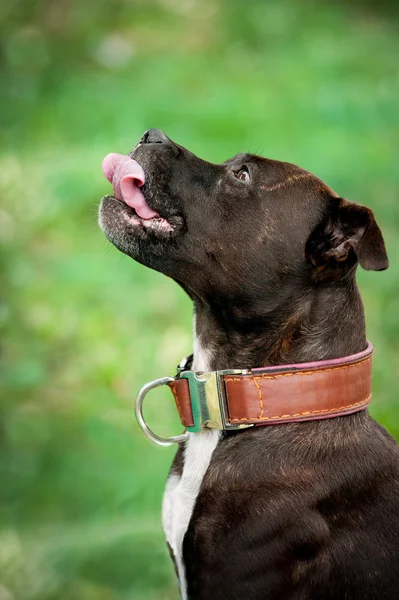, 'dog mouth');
101,153,174,233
